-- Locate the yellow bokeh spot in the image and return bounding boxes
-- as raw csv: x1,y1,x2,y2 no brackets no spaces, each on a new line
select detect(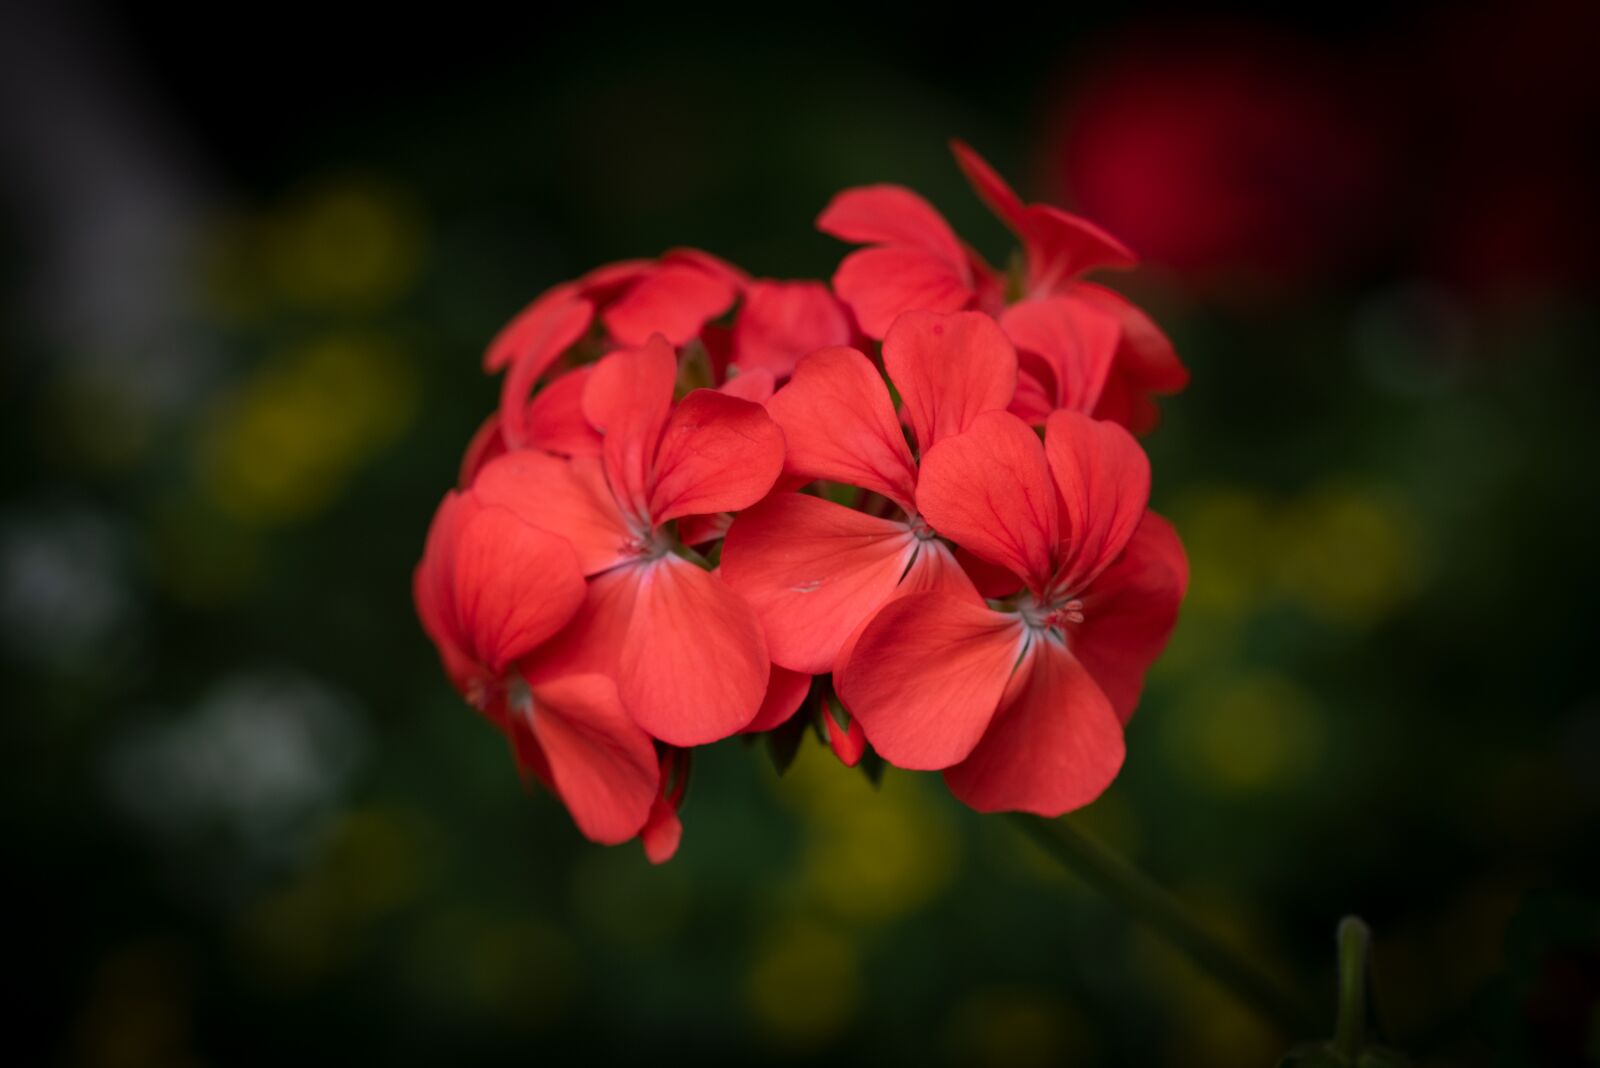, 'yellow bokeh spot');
745,920,861,1047
779,740,959,924
1167,673,1323,794
1170,486,1279,622
268,178,425,310
199,333,418,525
1277,483,1422,627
